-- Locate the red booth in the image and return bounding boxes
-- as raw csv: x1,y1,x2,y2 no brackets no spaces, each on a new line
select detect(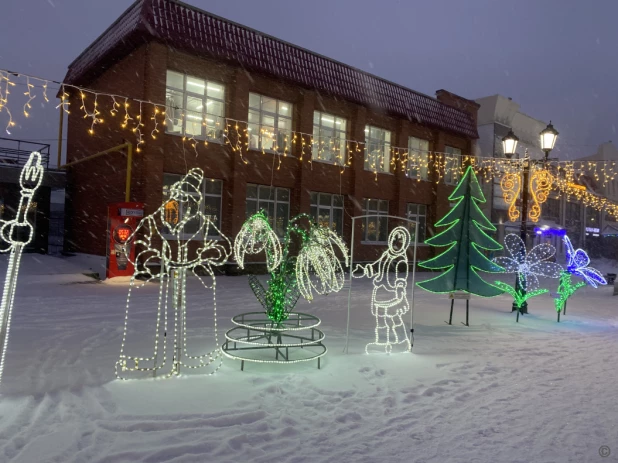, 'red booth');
106,202,144,279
